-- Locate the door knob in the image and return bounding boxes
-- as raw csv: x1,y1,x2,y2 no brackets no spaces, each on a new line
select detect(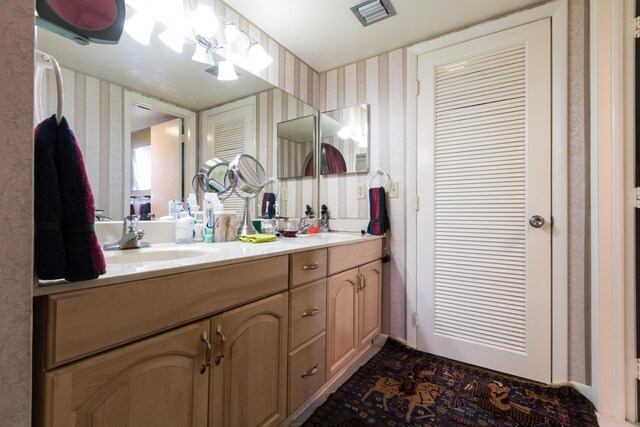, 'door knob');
529,215,545,228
